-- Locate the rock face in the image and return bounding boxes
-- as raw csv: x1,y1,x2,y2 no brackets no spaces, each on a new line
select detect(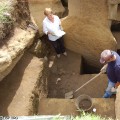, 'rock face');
115,86,120,120
62,0,117,67
28,0,65,36
0,28,36,82
107,0,120,27
0,0,37,81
